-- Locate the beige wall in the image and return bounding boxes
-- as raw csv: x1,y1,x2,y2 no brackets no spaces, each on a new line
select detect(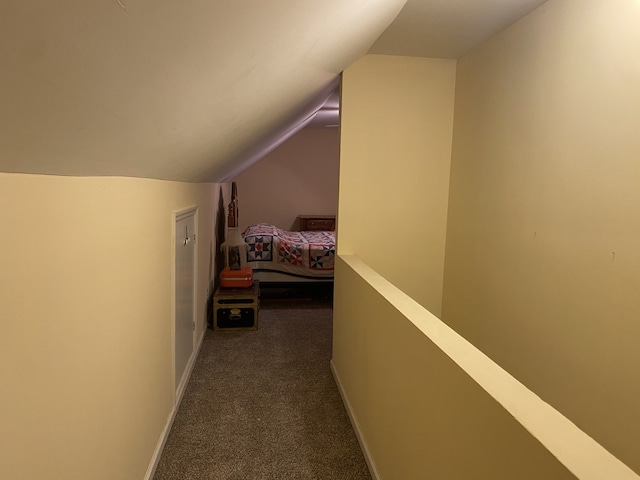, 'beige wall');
332,256,575,480
442,0,640,472
233,128,339,232
334,6,640,476
0,173,223,480
338,54,455,316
